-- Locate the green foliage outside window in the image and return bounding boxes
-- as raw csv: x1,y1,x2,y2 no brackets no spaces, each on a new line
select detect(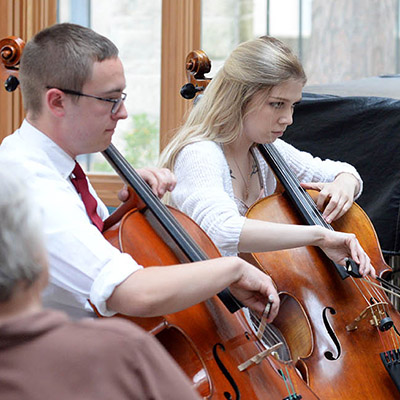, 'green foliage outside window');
93,113,160,172
124,113,160,168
